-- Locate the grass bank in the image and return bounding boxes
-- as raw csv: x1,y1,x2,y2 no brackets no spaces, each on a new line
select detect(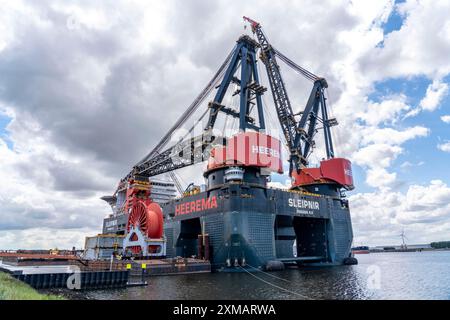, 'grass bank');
0,271,65,300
